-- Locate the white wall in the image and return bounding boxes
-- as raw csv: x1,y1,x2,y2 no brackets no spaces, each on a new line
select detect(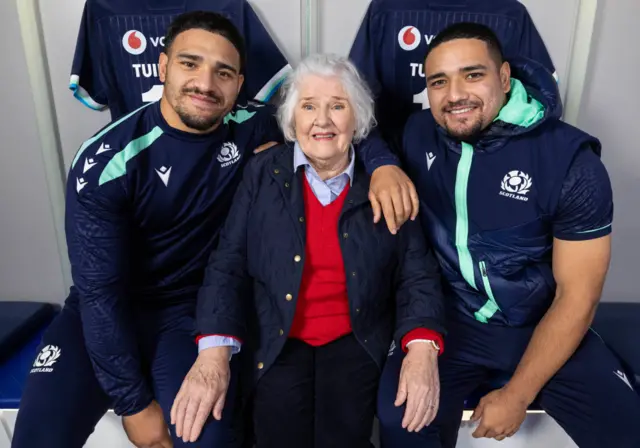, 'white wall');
0,0,67,303
578,0,640,303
